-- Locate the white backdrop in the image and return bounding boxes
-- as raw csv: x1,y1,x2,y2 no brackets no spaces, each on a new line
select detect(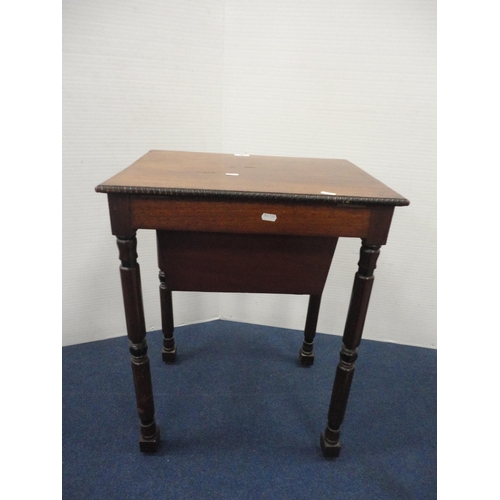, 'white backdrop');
63,0,436,348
